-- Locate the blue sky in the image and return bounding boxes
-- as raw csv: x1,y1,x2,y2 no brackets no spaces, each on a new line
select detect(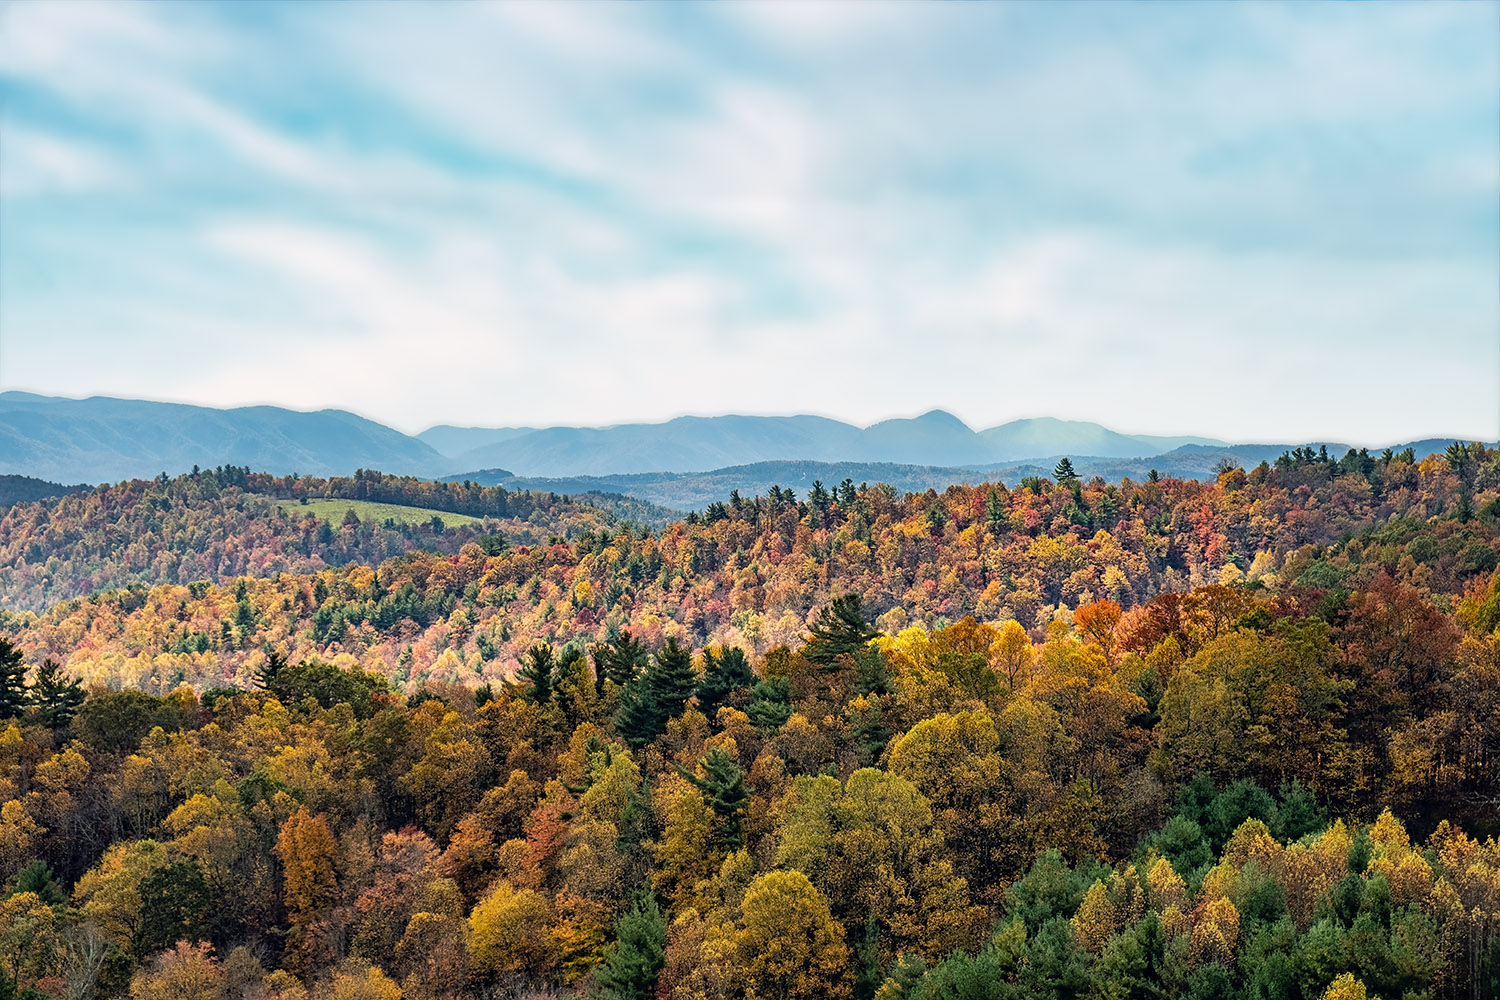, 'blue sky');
1,1,1496,442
